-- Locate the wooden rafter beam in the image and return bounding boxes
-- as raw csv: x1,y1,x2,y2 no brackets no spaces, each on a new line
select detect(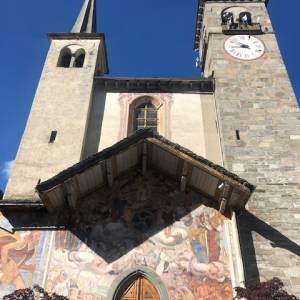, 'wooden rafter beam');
180,162,189,192
219,182,231,214
146,138,251,195
106,158,114,188
65,177,80,209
